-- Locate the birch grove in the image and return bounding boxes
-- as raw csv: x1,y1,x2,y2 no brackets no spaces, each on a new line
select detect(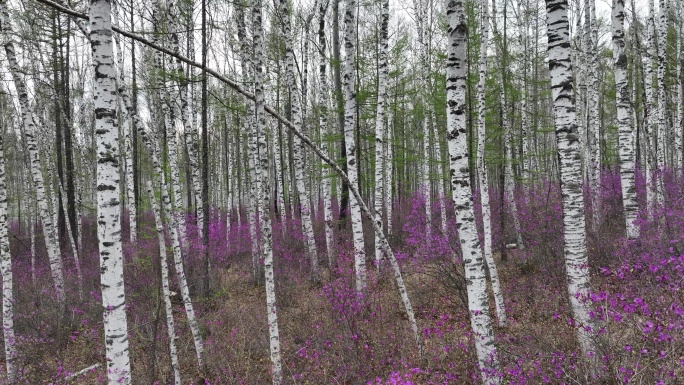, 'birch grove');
3,0,684,383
